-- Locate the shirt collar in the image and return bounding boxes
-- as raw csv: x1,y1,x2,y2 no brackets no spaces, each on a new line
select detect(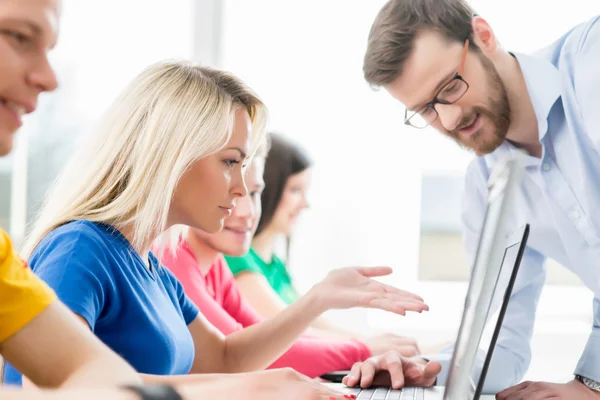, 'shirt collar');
484,52,562,169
